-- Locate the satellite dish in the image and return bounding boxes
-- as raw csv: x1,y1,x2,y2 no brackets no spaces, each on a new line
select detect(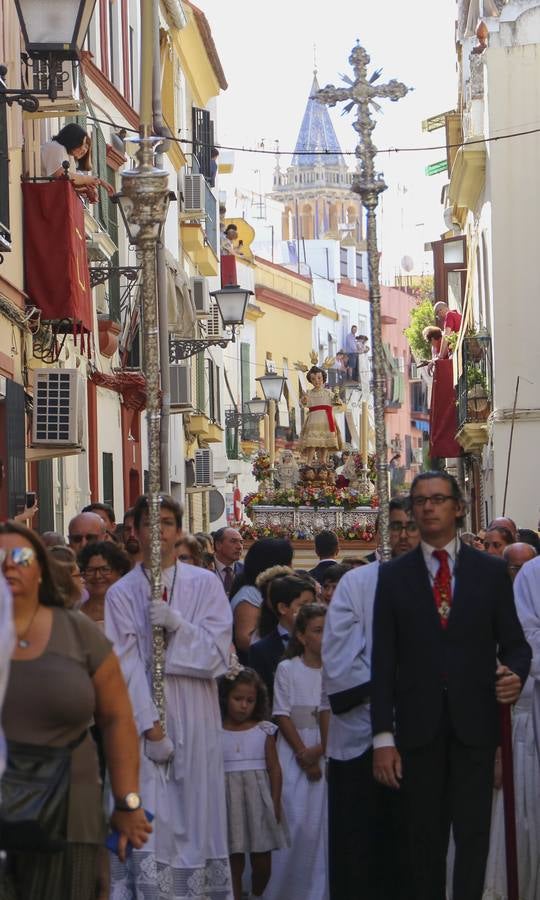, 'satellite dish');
401,255,414,272
209,489,226,523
